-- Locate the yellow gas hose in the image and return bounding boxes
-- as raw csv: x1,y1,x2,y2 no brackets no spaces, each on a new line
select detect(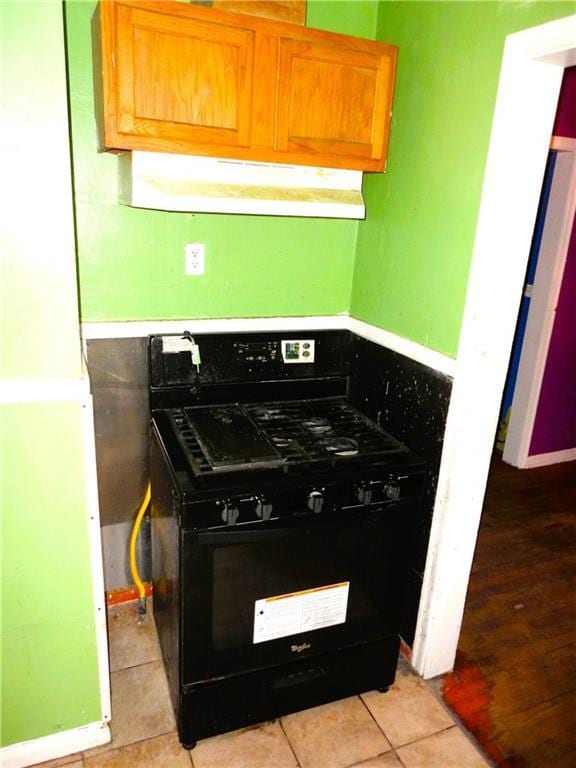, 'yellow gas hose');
129,482,151,621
